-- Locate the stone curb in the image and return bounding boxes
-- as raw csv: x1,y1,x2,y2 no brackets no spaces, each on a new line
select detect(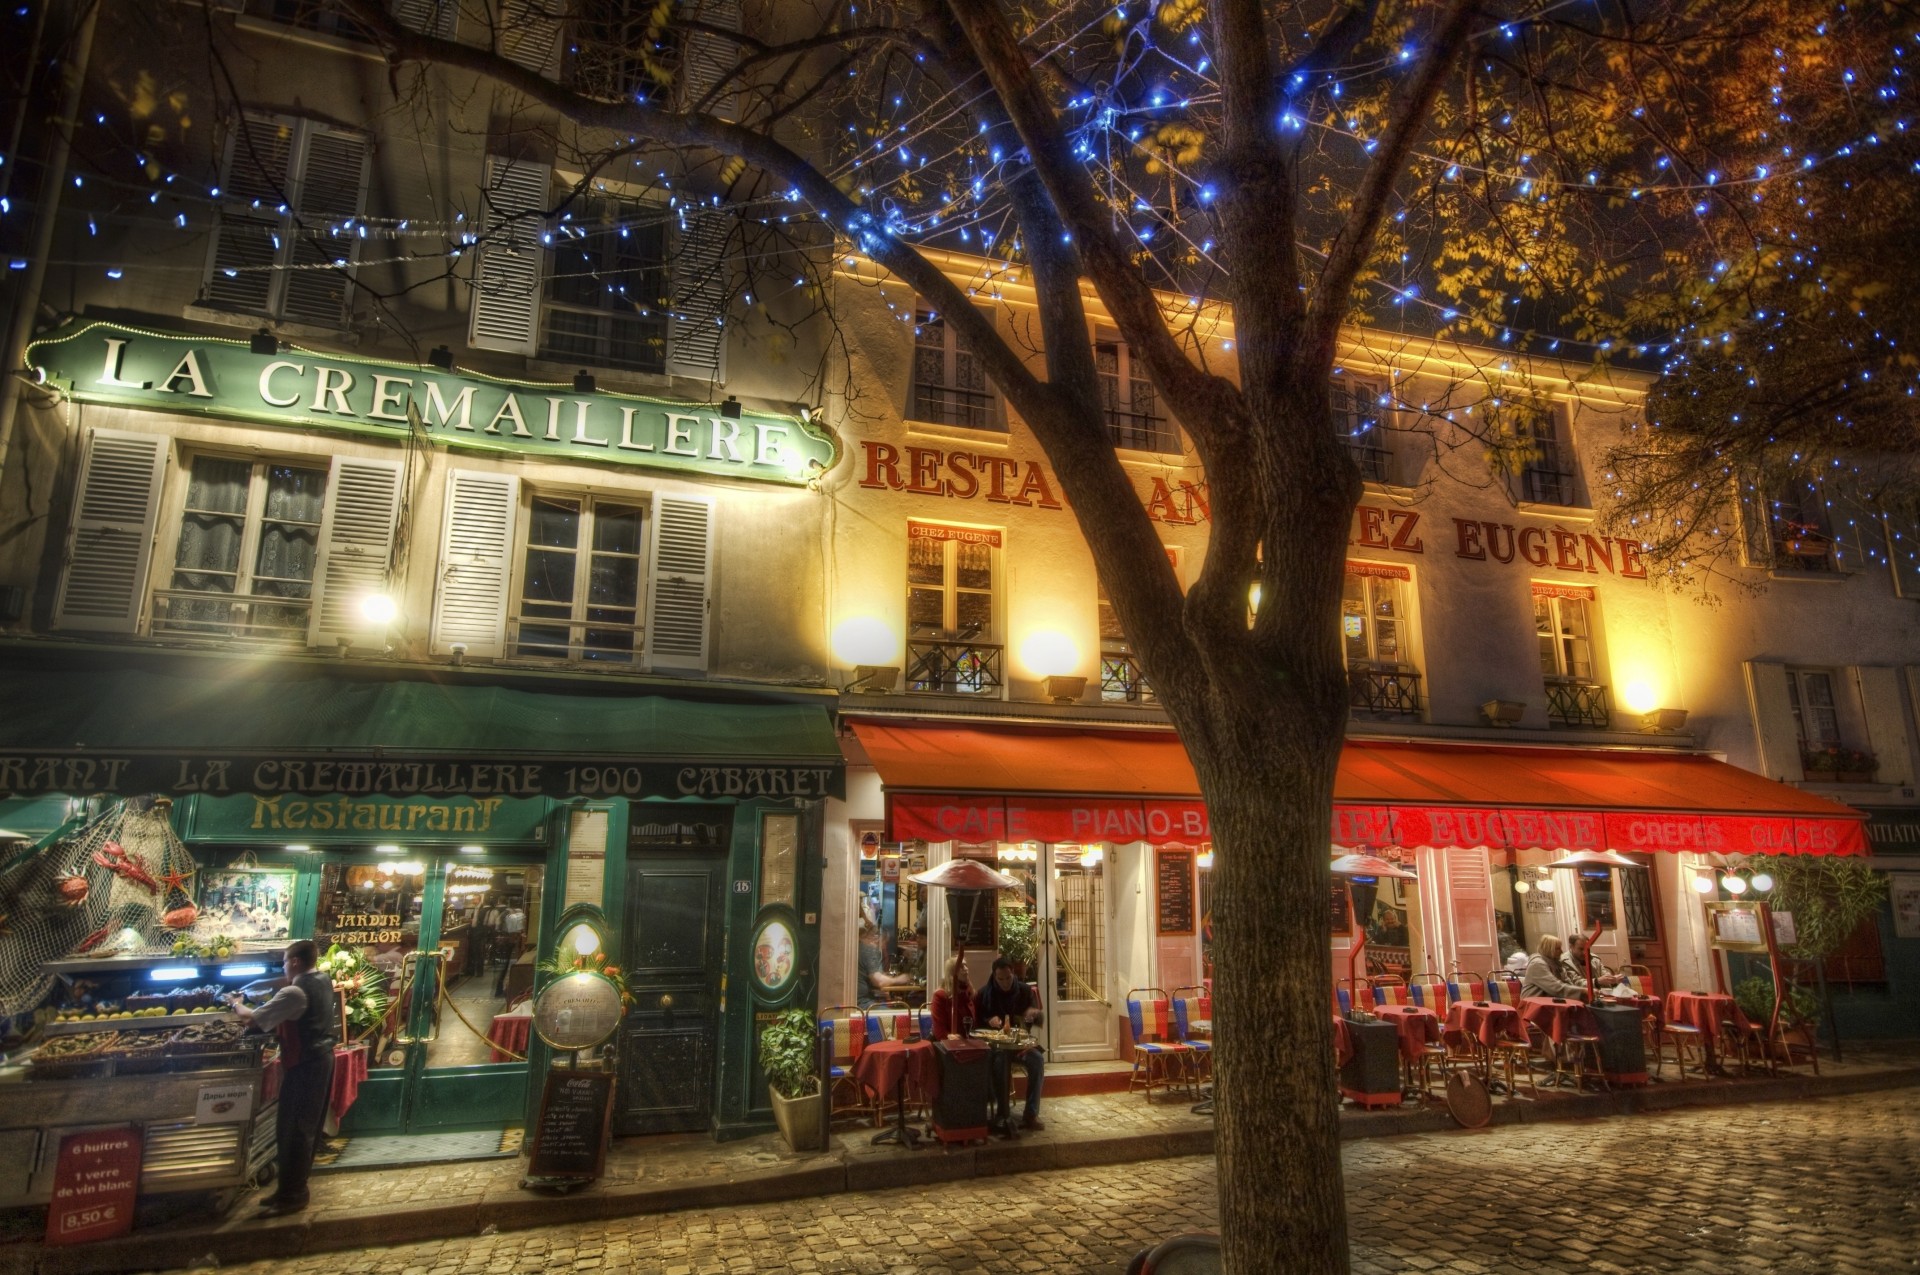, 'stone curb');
13,1065,1918,1274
